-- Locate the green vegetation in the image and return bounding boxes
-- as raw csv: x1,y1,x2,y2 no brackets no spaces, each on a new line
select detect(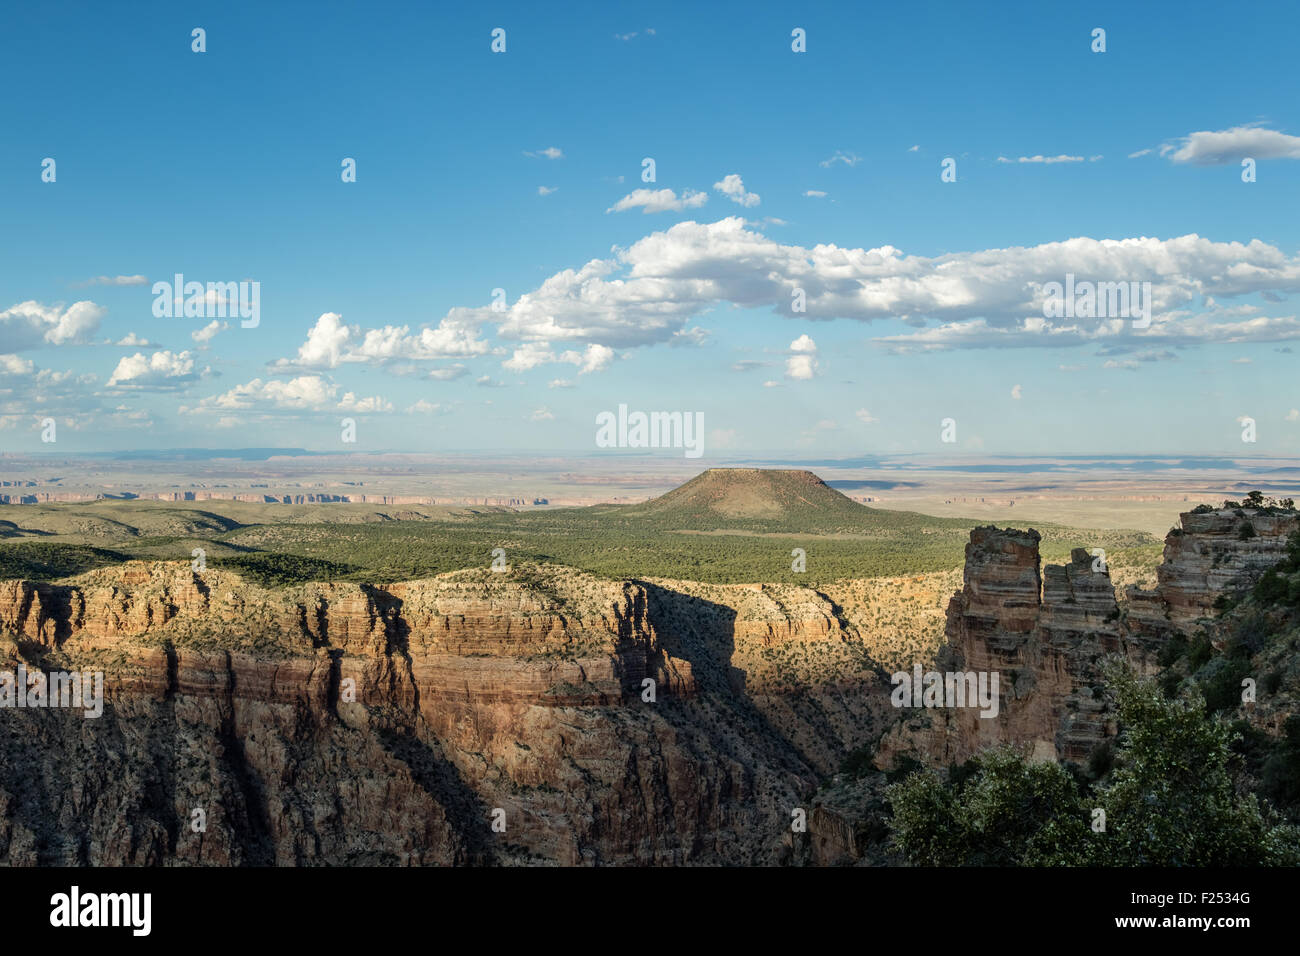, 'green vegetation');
1262,717,1300,816
1252,531,1300,609
1158,532,1300,709
888,747,1095,865
219,552,358,587
0,470,1160,587
1226,491,1297,514
886,666,1300,865
213,506,982,584
839,744,877,779
0,541,132,579
1148,525,1300,825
